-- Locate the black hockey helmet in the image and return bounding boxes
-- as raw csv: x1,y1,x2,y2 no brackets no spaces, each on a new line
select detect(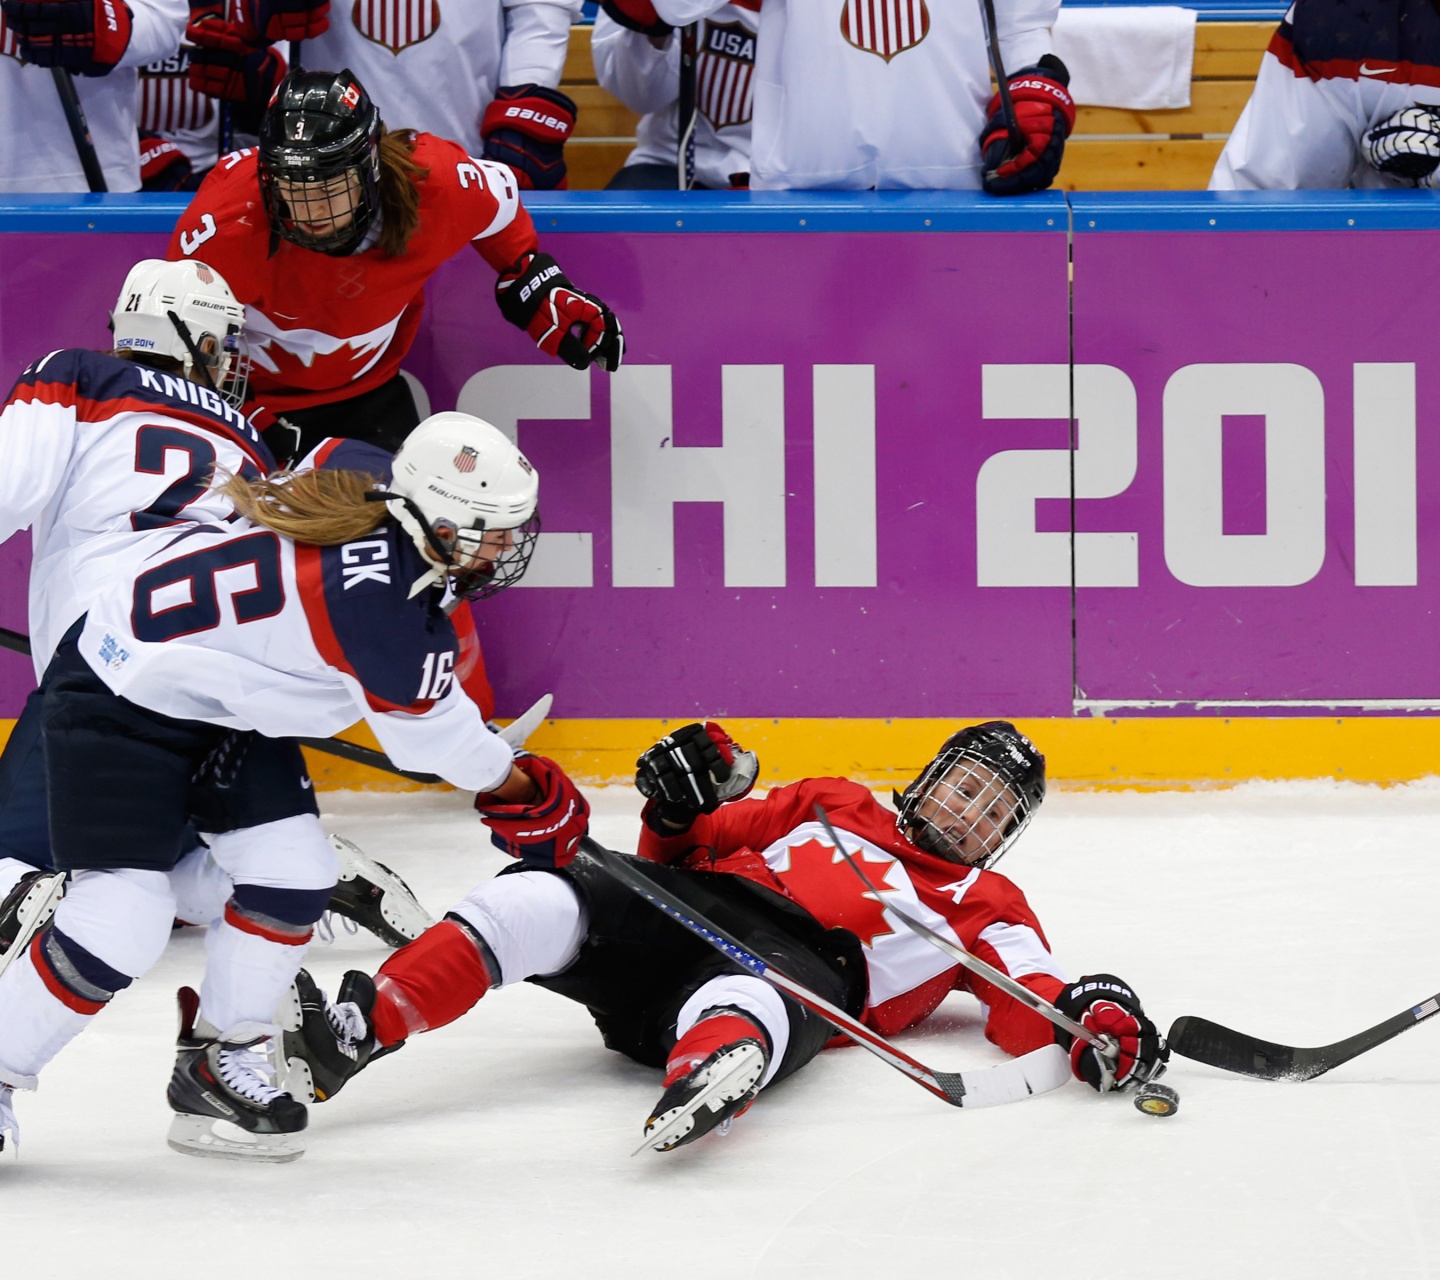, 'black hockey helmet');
258,69,382,257
894,721,1046,869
